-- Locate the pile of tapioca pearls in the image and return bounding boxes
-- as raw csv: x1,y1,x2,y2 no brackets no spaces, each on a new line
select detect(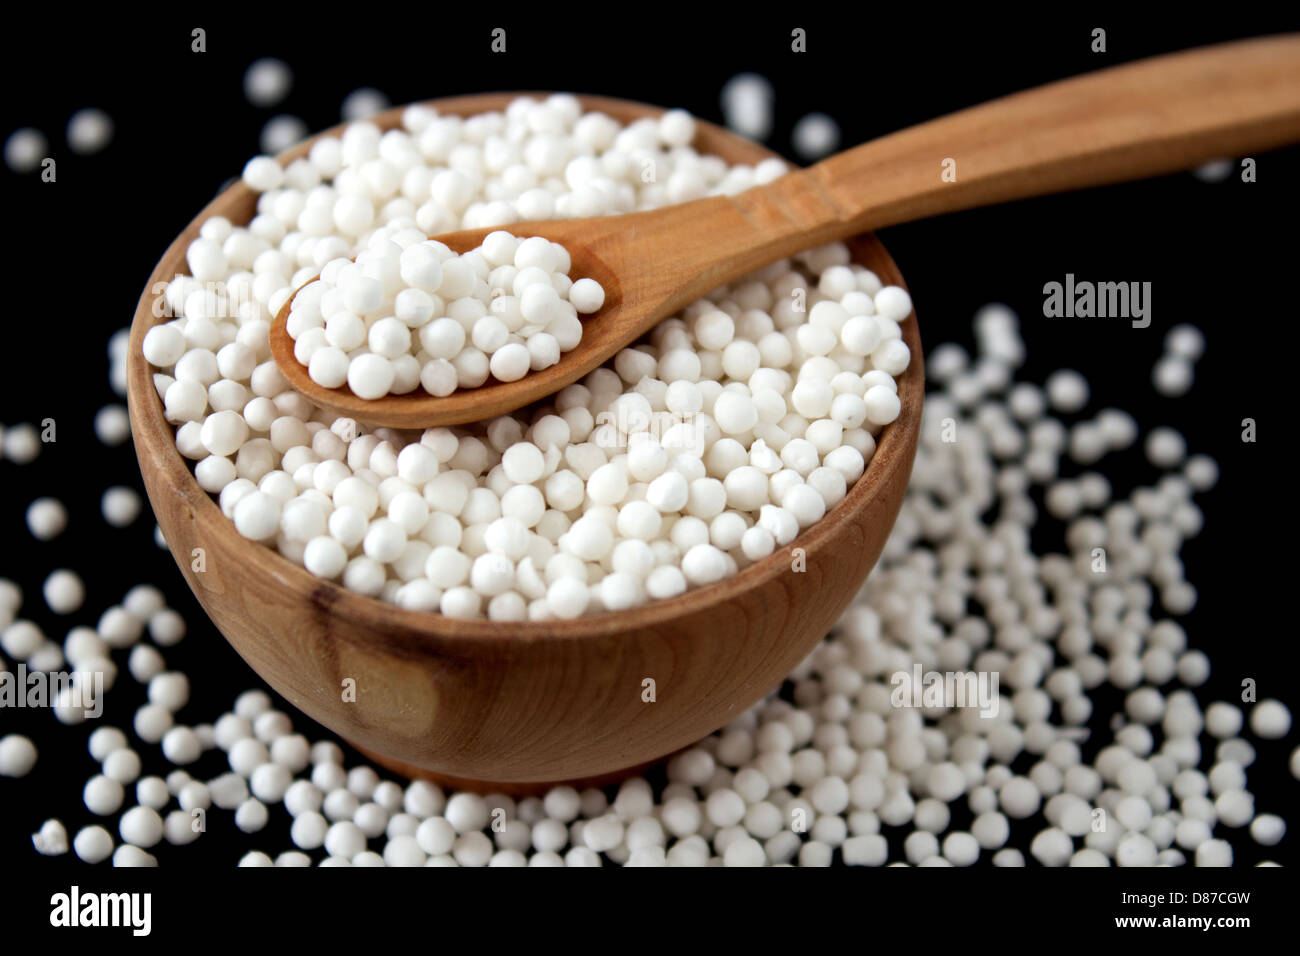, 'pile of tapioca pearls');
142,97,912,620
282,230,605,398
7,301,1297,866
